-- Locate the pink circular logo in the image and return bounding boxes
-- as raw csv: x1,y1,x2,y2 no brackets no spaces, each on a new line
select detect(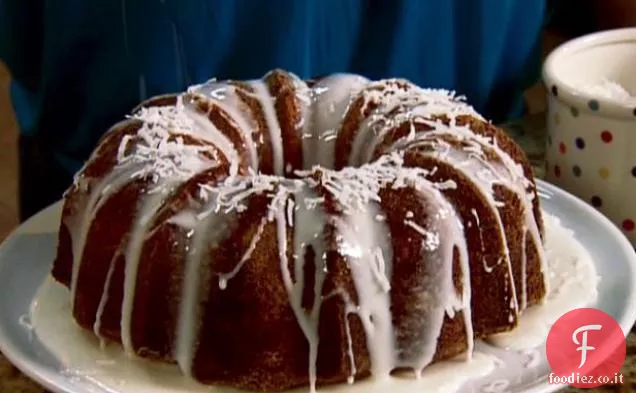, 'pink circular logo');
546,308,626,388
